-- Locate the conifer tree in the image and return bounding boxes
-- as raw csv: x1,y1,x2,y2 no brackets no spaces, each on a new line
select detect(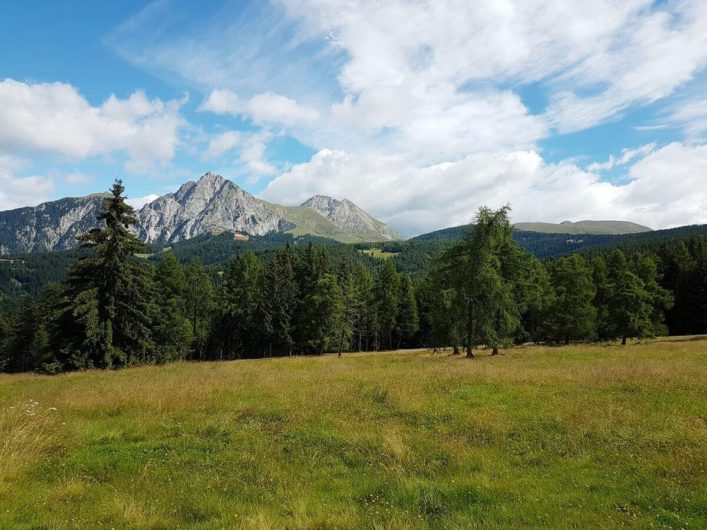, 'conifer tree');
549,254,596,344
518,257,555,344
352,261,375,351
309,273,345,354
395,275,419,348
262,247,297,355
374,259,400,350
436,205,518,357
184,259,213,359
153,253,191,361
213,251,263,358
56,180,155,368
